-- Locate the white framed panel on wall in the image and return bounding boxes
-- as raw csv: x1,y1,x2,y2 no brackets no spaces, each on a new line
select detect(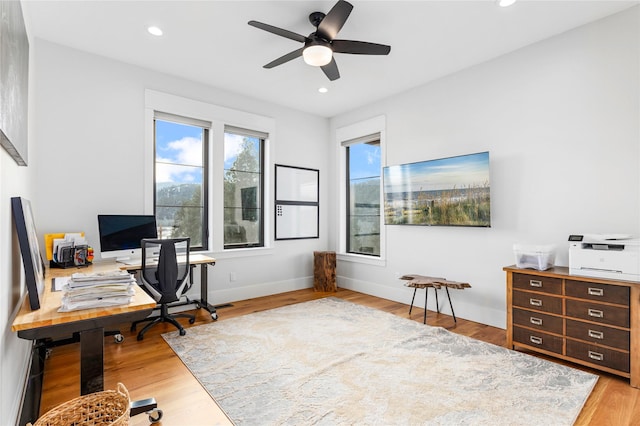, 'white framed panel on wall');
275,164,319,240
